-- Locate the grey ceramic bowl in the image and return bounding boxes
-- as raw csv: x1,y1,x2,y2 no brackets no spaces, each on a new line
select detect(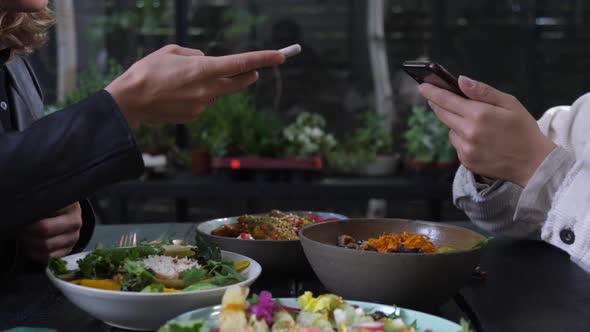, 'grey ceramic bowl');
197,212,347,274
299,218,486,309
